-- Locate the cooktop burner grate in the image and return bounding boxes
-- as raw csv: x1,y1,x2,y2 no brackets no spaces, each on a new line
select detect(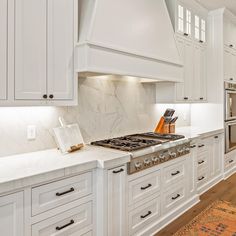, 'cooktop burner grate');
139,132,185,140
91,135,163,151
